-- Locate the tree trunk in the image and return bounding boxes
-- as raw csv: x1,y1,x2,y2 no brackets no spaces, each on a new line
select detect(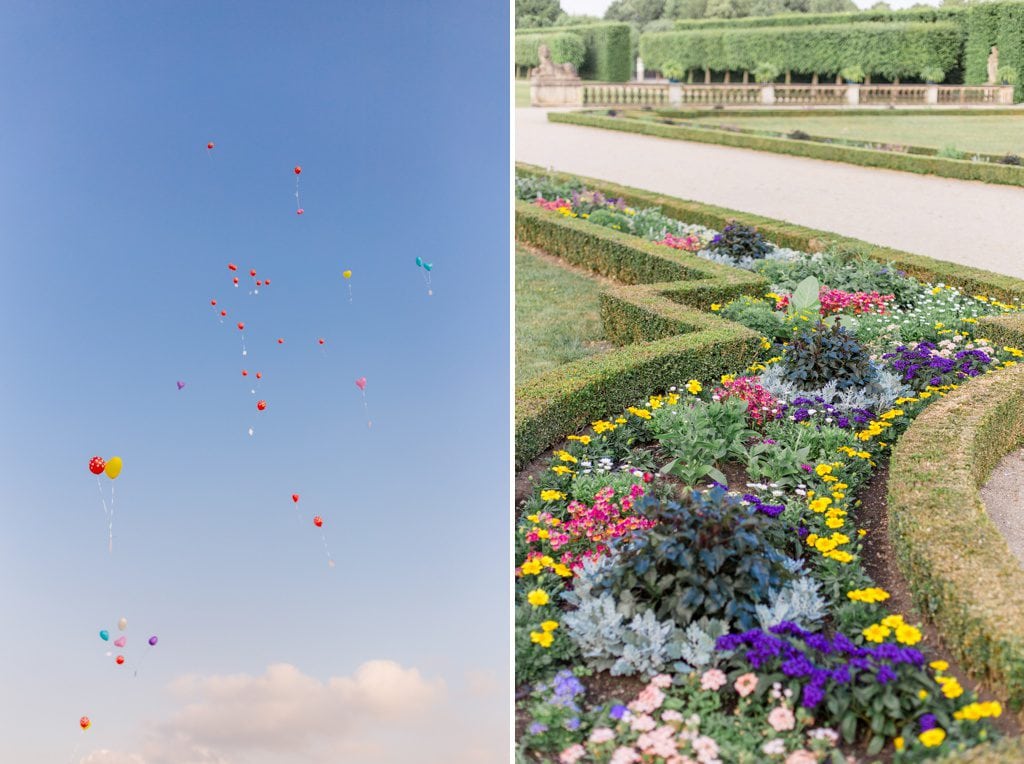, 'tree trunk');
811,72,818,86
836,73,842,84
865,74,871,85
743,71,749,84
785,70,791,84
687,69,693,84
704,68,710,84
